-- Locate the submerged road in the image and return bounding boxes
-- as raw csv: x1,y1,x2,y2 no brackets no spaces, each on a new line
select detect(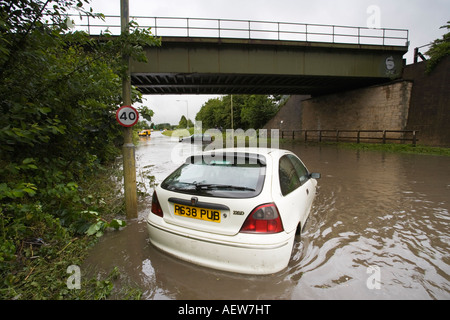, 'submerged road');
83,131,450,299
